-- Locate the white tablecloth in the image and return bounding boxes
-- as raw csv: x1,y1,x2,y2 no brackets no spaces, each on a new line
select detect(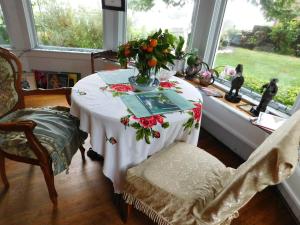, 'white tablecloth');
70,71,203,193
